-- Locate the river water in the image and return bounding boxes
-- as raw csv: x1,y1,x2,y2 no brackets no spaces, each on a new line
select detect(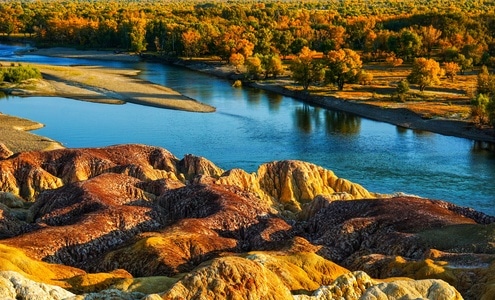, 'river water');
1,44,495,216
